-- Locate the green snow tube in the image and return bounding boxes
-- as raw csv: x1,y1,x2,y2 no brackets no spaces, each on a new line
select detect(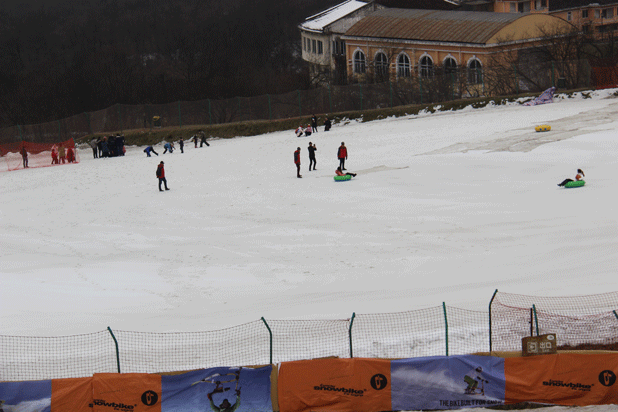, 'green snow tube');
564,180,585,188
334,174,352,181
